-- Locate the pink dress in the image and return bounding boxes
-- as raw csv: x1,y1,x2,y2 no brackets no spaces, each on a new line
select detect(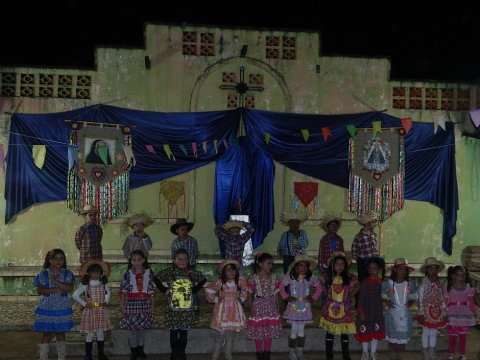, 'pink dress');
206,277,248,332
247,274,282,339
444,284,476,335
